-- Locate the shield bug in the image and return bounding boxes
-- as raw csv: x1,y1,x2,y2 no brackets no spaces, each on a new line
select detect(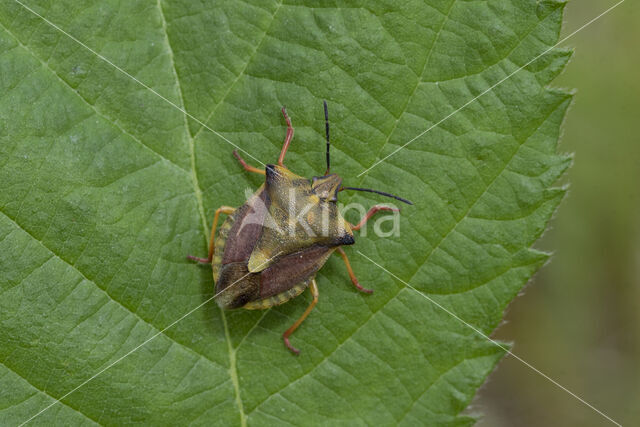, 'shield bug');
188,102,412,354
